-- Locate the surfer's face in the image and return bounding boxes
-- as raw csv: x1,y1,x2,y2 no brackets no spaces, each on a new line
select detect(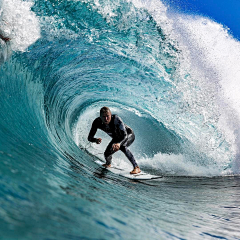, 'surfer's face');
100,111,111,125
